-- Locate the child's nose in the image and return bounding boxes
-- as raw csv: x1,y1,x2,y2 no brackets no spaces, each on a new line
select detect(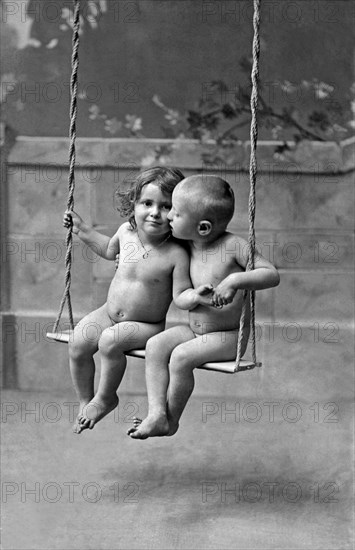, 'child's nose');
167,209,173,220
150,205,160,217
